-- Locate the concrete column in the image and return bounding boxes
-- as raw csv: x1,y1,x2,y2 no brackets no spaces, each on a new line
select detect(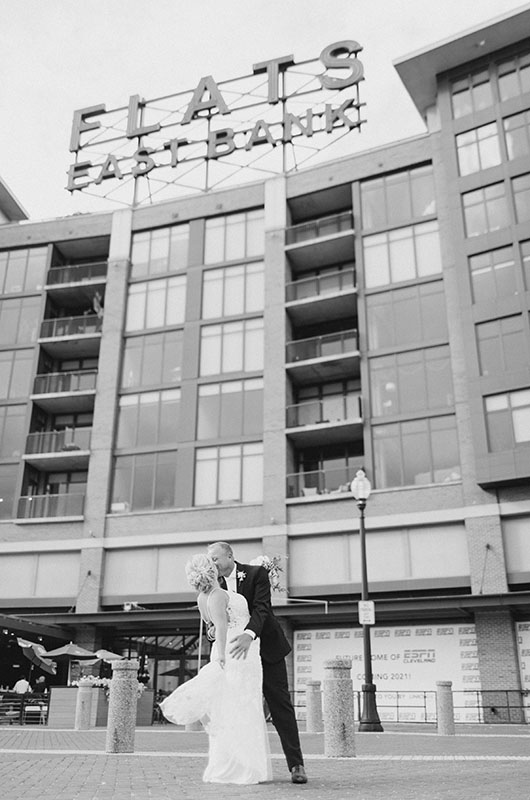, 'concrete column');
305,680,323,733
105,659,139,753
323,657,355,757
74,680,94,730
436,681,455,736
